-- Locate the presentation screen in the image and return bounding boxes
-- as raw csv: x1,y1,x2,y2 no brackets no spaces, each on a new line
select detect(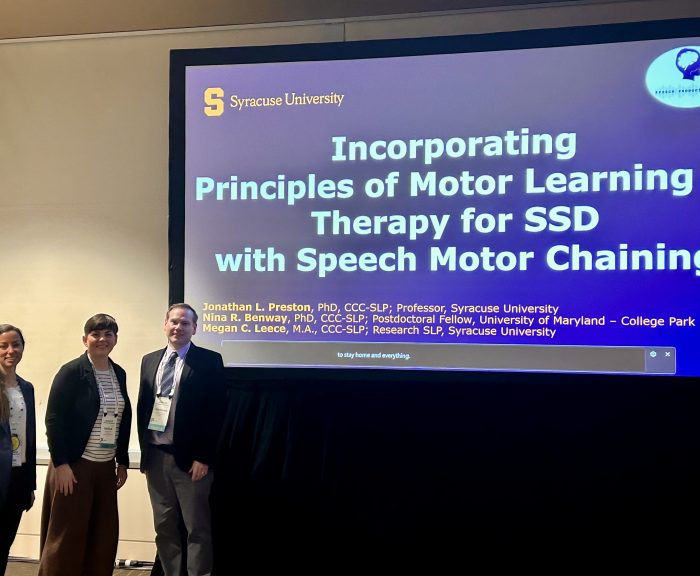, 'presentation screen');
170,19,700,377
